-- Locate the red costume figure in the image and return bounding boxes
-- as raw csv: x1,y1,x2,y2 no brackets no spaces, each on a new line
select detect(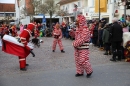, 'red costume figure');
69,28,75,39
72,14,93,78
34,28,39,38
1,25,9,38
2,23,35,71
52,23,65,53
11,25,17,37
